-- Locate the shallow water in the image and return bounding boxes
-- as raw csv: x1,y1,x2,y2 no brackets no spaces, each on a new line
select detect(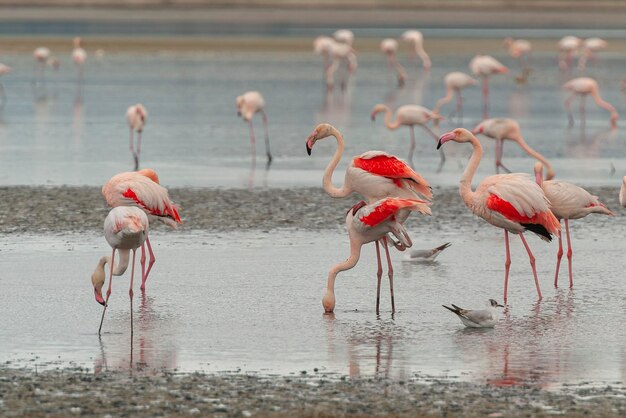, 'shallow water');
1,227,624,390
0,49,625,188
